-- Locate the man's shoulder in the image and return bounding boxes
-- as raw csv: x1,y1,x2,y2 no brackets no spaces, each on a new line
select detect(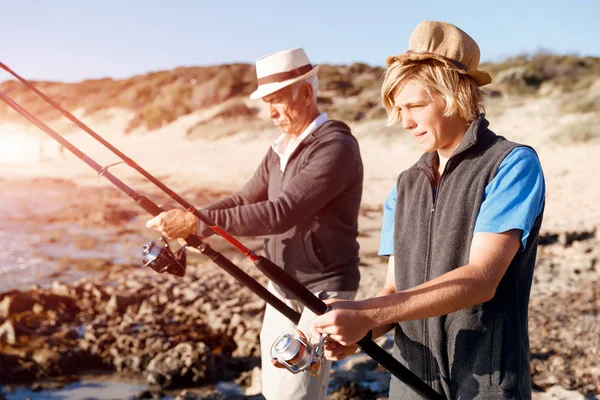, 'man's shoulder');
297,120,358,155
312,119,353,138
